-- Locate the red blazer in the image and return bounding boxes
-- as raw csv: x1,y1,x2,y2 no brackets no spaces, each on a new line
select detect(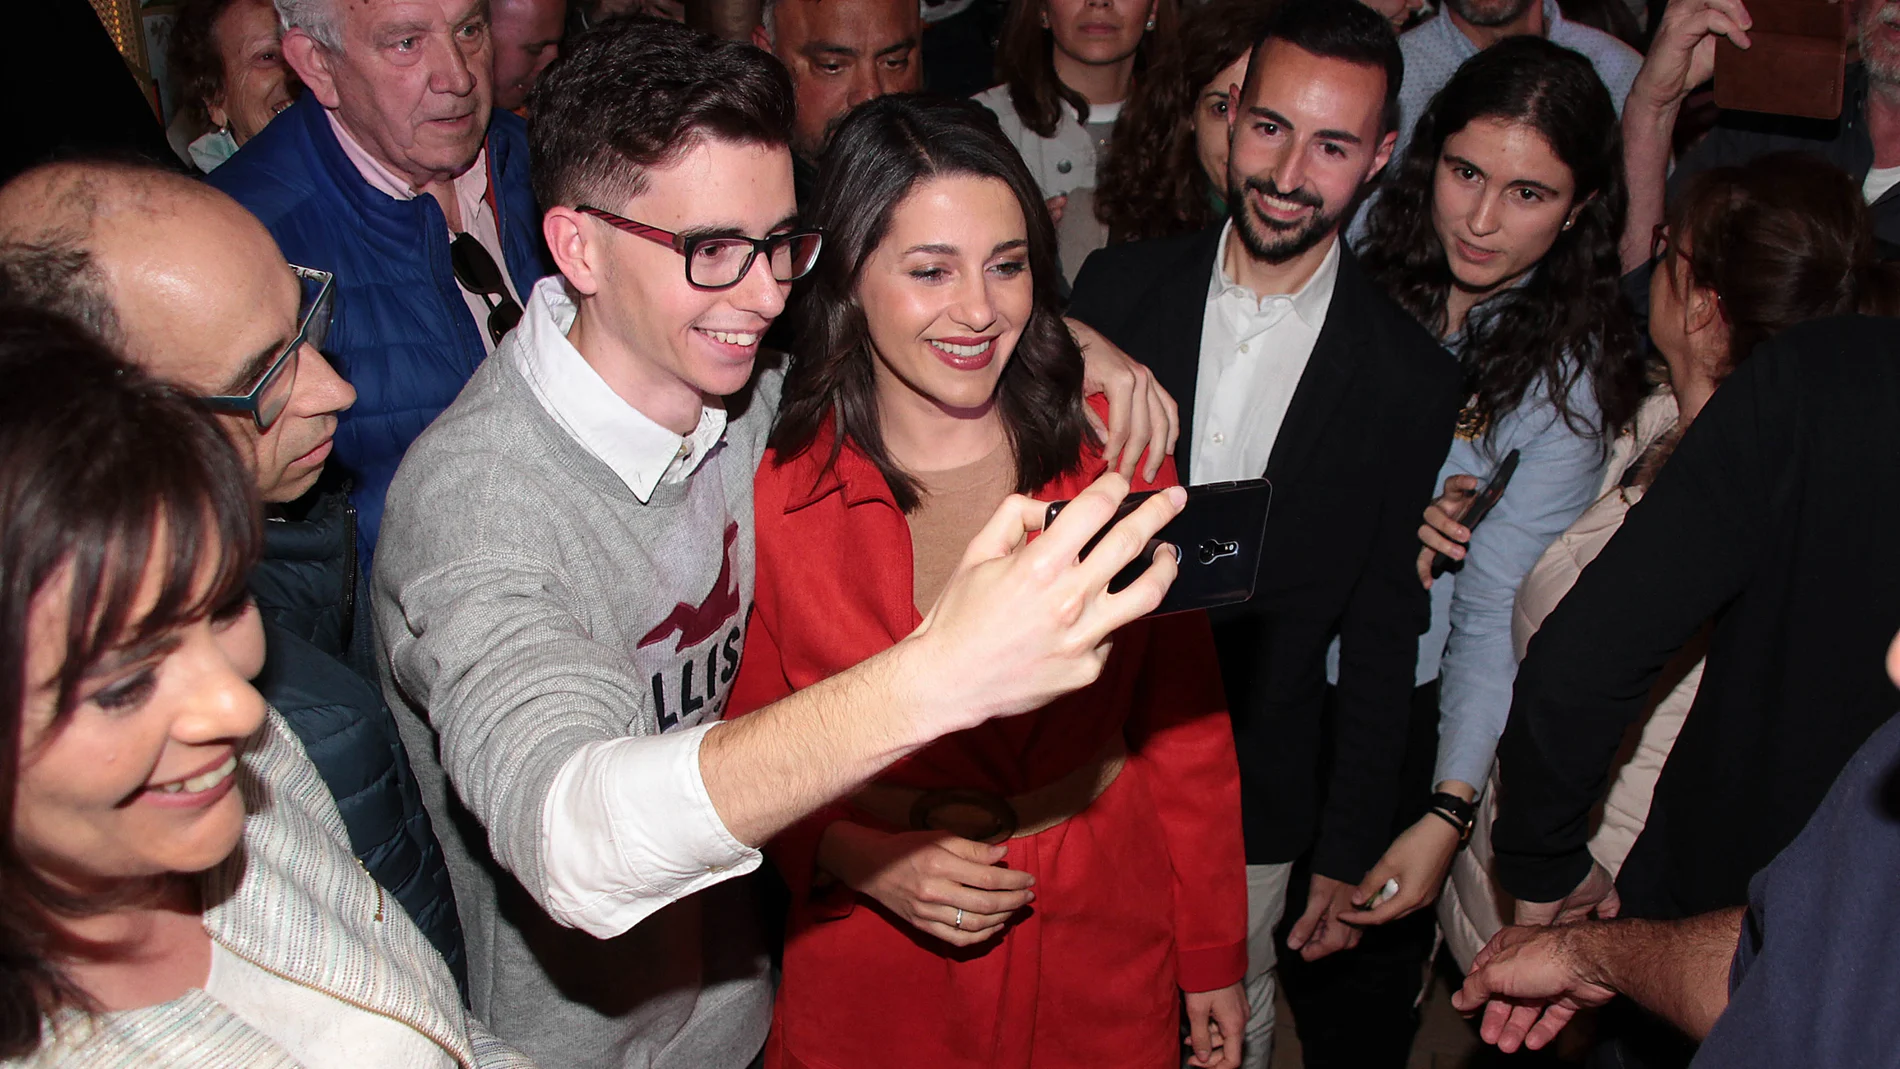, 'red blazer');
729,403,1246,1069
